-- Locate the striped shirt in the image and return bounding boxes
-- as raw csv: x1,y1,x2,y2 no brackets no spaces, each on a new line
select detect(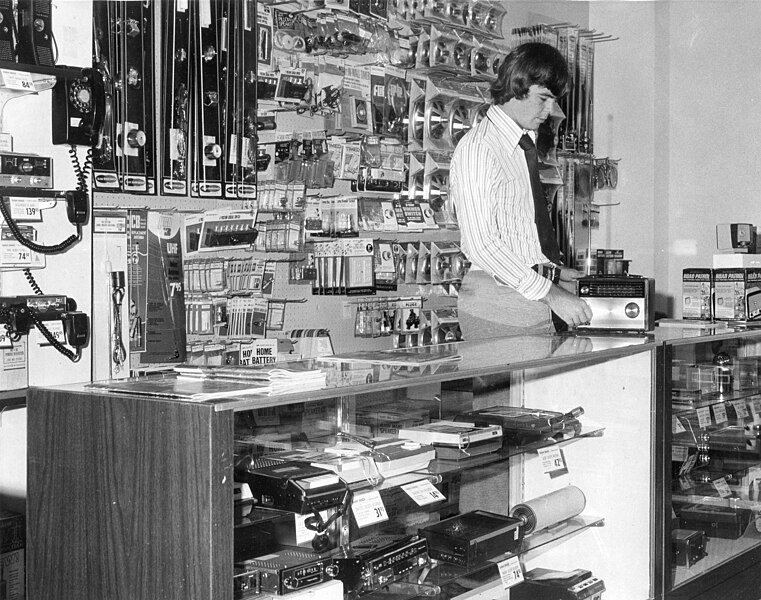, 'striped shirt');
450,104,551,301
